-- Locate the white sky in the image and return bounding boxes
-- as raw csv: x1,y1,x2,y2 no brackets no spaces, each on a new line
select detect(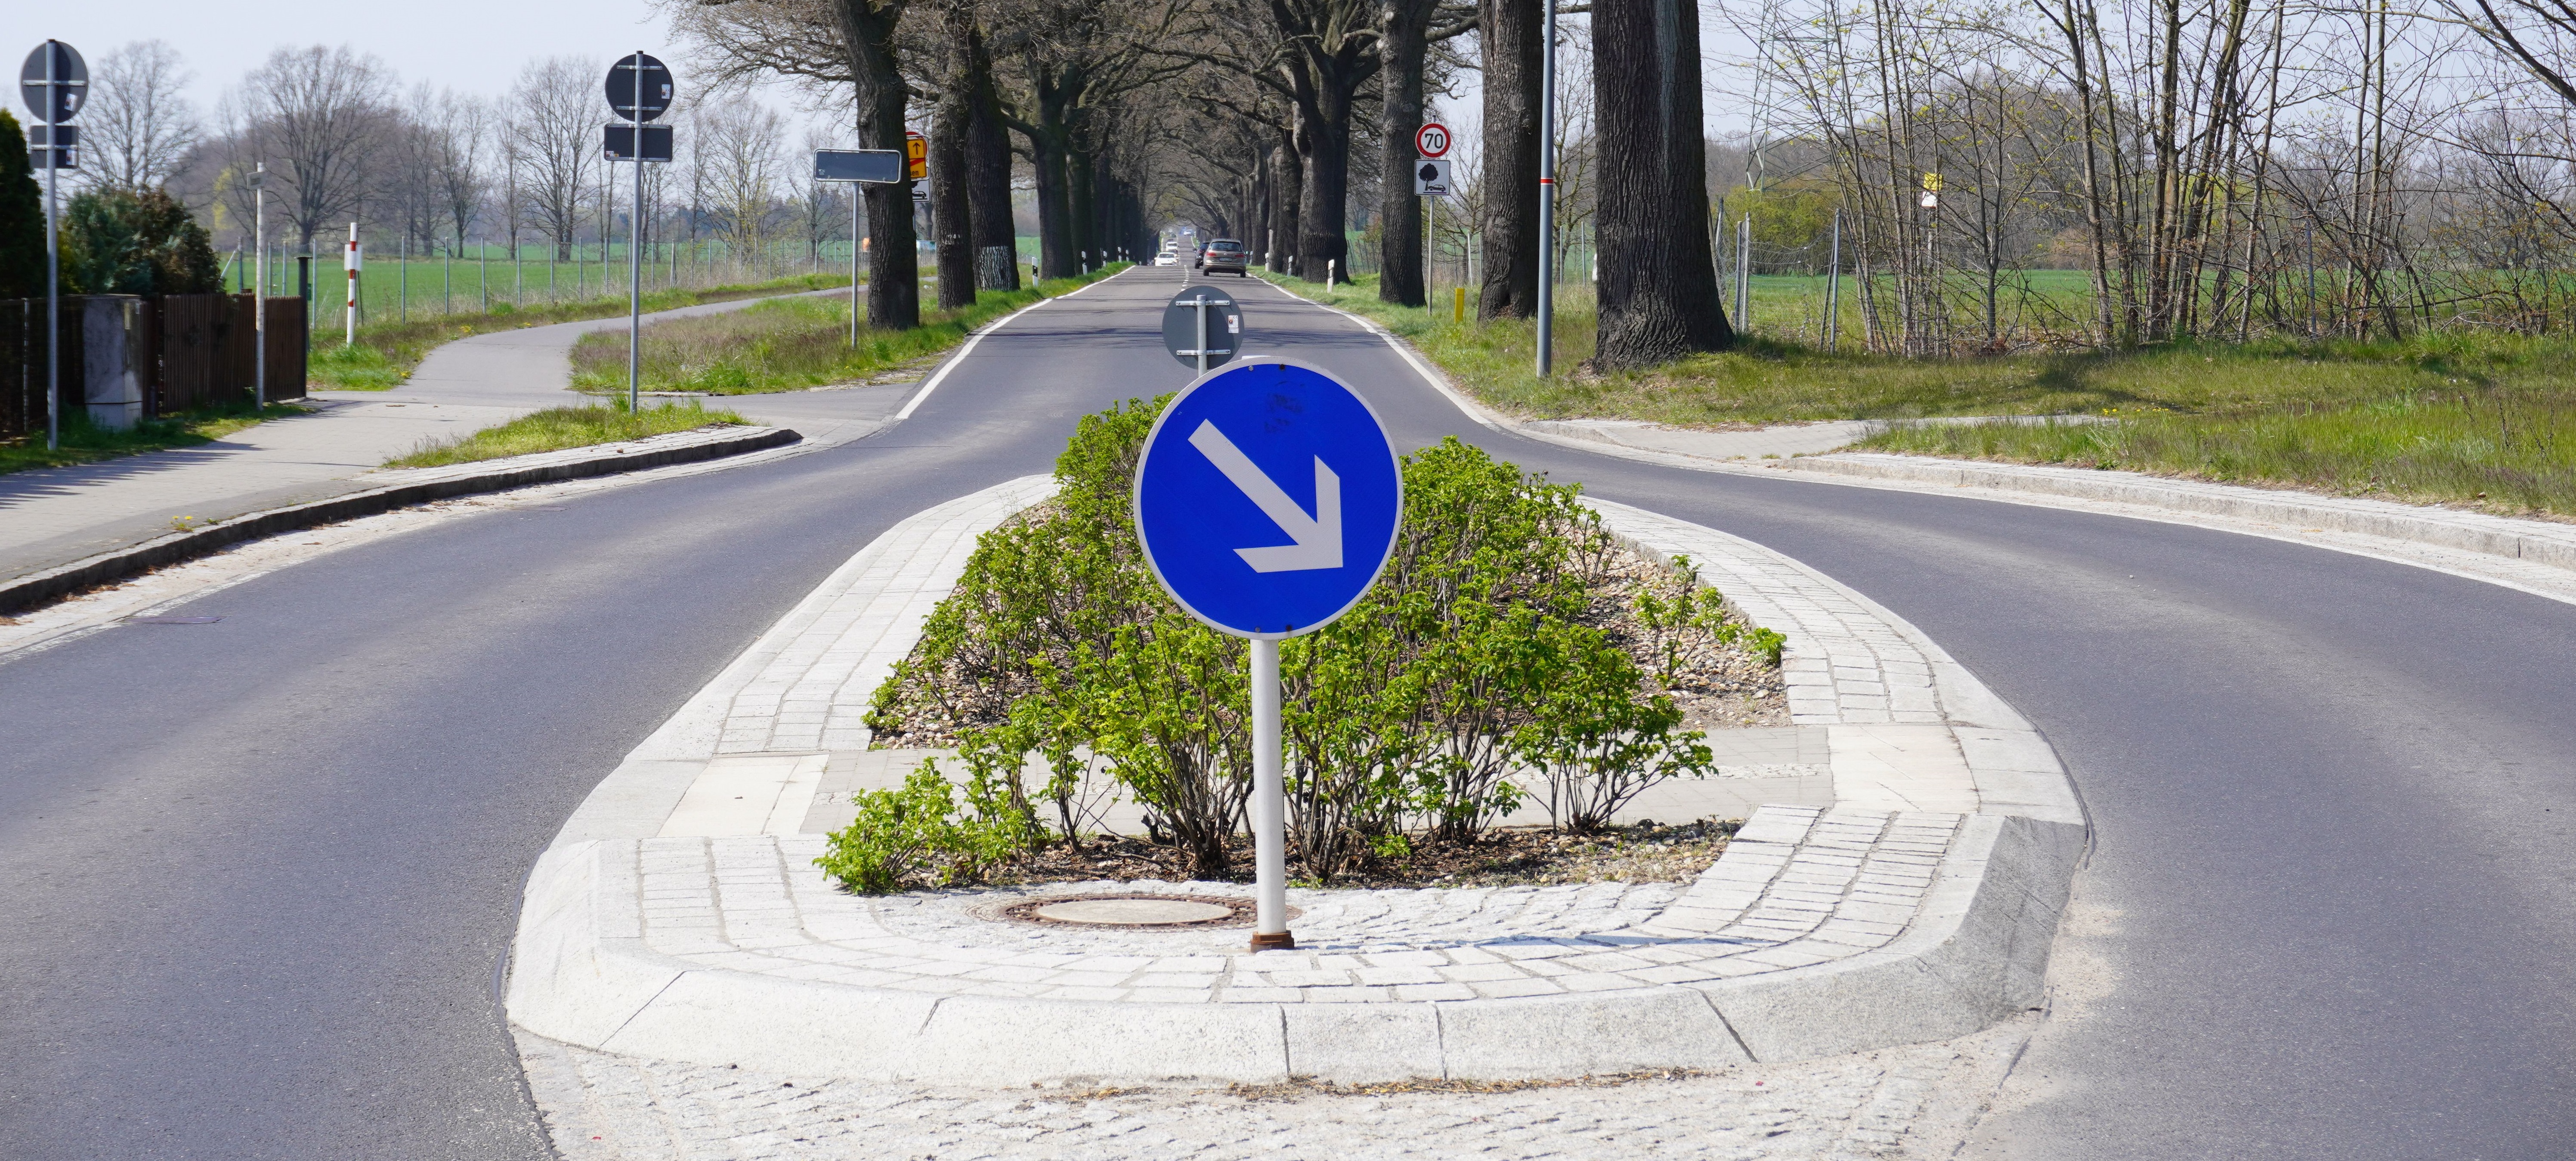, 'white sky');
27,2,1753,156
29,1,683,118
